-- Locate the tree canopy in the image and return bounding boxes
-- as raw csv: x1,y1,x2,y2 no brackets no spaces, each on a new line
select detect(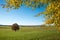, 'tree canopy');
2,0,60,27
12,23,19,32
